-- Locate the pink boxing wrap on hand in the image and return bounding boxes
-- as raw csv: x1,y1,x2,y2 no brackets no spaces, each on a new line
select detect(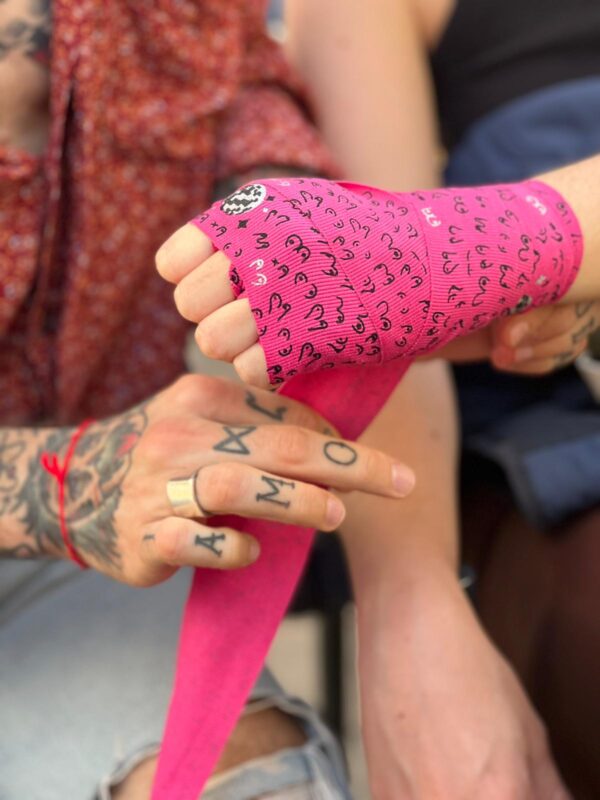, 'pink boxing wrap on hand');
153,177,583,798
192,177,583,384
